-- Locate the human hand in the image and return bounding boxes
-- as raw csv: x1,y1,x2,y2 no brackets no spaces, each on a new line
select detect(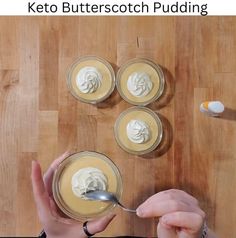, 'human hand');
31,152,115,238
136,189,206,238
